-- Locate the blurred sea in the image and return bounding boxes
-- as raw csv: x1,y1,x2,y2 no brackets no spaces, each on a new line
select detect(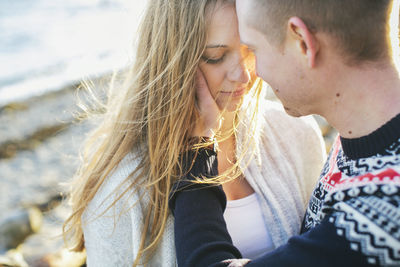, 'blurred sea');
0,2,148,263
0,0,147,107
